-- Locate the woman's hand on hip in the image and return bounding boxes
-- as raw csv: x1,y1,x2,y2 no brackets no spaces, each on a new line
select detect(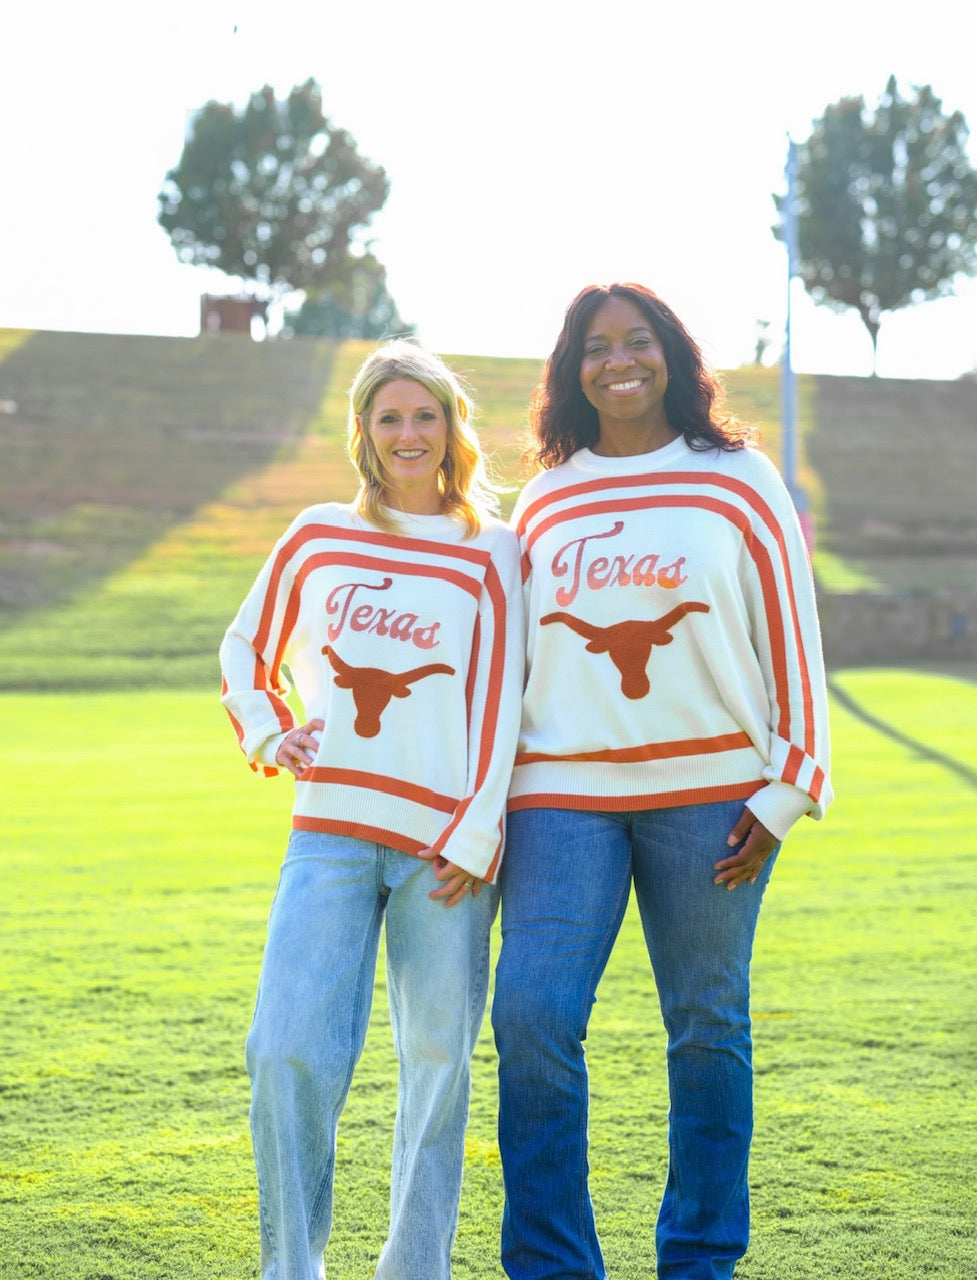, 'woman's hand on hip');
417,849,483,907
713,806,777,890
275,719,324,778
